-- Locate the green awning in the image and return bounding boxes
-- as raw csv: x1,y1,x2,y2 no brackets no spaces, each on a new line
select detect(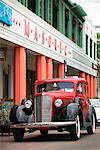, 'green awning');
72,3,87,19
